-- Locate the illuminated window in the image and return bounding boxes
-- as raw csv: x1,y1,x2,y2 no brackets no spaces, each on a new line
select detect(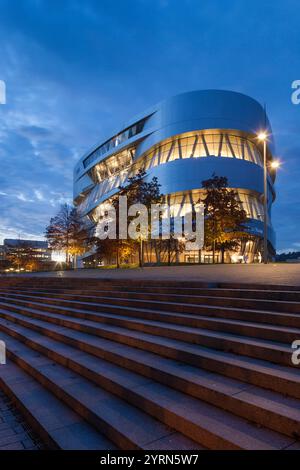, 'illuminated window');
83,118,146,168
136,131,262,171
